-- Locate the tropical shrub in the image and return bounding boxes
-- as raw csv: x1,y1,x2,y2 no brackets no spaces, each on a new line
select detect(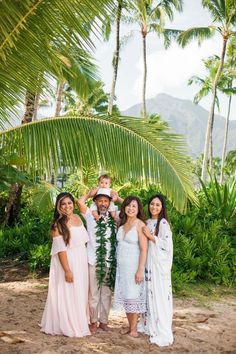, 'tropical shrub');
28,243,51,272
